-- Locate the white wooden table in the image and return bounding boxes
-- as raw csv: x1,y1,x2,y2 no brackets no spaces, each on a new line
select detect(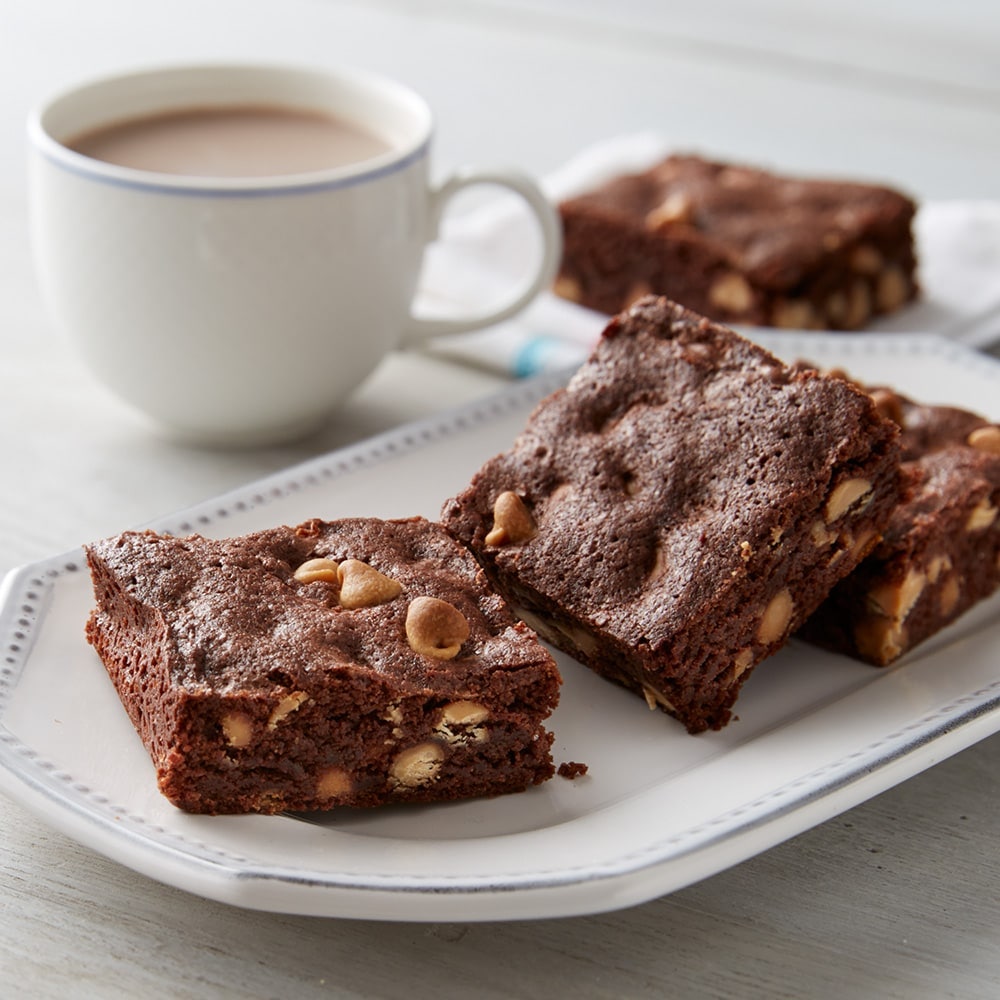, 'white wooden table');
2,2,999,995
